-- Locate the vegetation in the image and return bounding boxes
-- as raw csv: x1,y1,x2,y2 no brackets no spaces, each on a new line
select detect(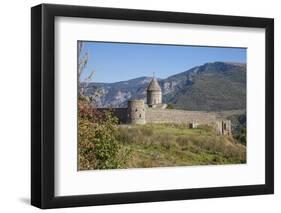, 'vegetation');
234,127,246,145
78,41,131,170
78,99,131,170
78,100,246,170
115,123,246,168
78,97,246,170
77,51,246,170
166,103,174,109
174,74,246,111
227,113,247,145
171,62,246,111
